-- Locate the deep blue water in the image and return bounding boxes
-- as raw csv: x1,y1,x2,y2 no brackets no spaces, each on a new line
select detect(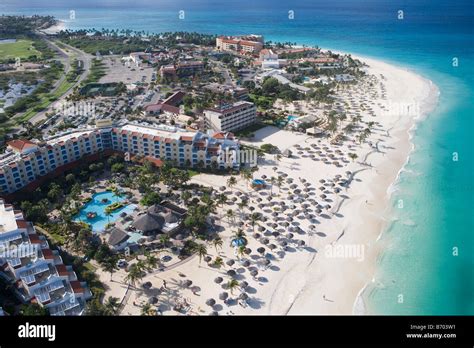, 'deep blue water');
2,0,473,314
